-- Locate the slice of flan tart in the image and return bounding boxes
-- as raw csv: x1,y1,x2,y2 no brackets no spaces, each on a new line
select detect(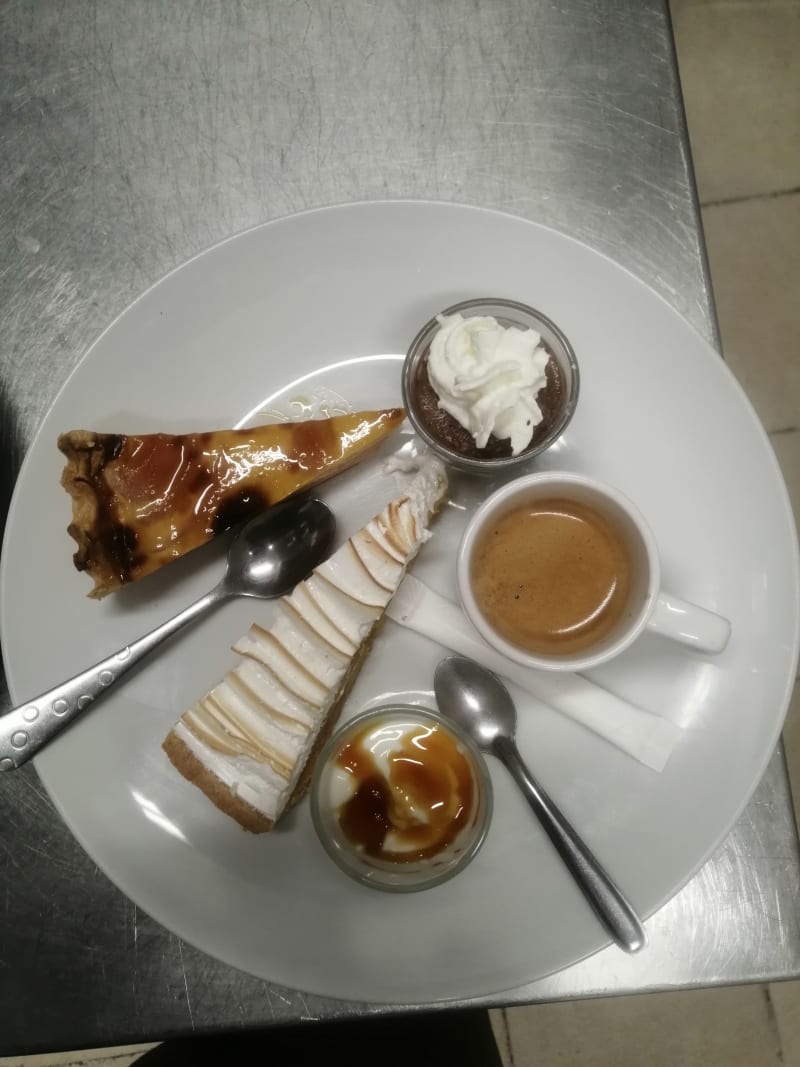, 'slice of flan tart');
59,409,405,597
162,454,448,833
